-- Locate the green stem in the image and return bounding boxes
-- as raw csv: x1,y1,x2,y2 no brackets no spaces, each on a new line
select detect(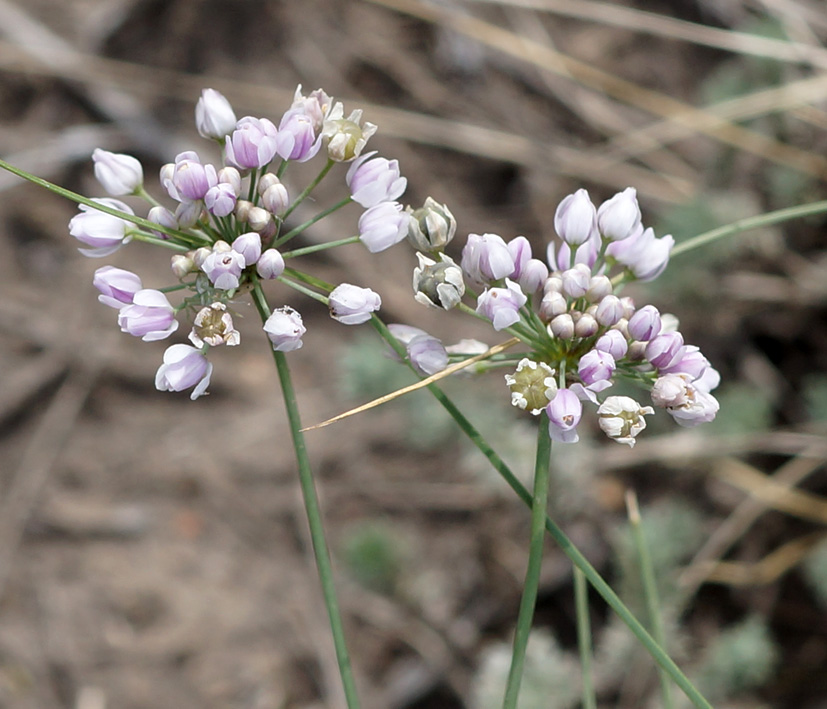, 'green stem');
275,196,353,247
278,273,330,305
131,232,190,252
281,158,335,222
628,492,675,709
0,157,204,245
368,317,712,709
251,281,361,709
502,416,552,709
282,235,360,259
672,198,827,258
574,568,597,709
